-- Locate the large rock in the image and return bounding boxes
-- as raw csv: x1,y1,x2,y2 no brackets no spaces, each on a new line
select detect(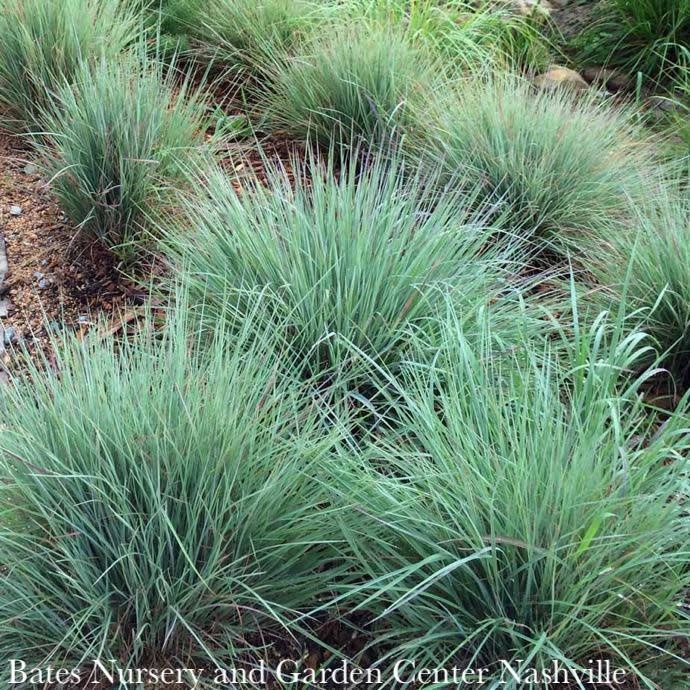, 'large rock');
534,66,589,92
